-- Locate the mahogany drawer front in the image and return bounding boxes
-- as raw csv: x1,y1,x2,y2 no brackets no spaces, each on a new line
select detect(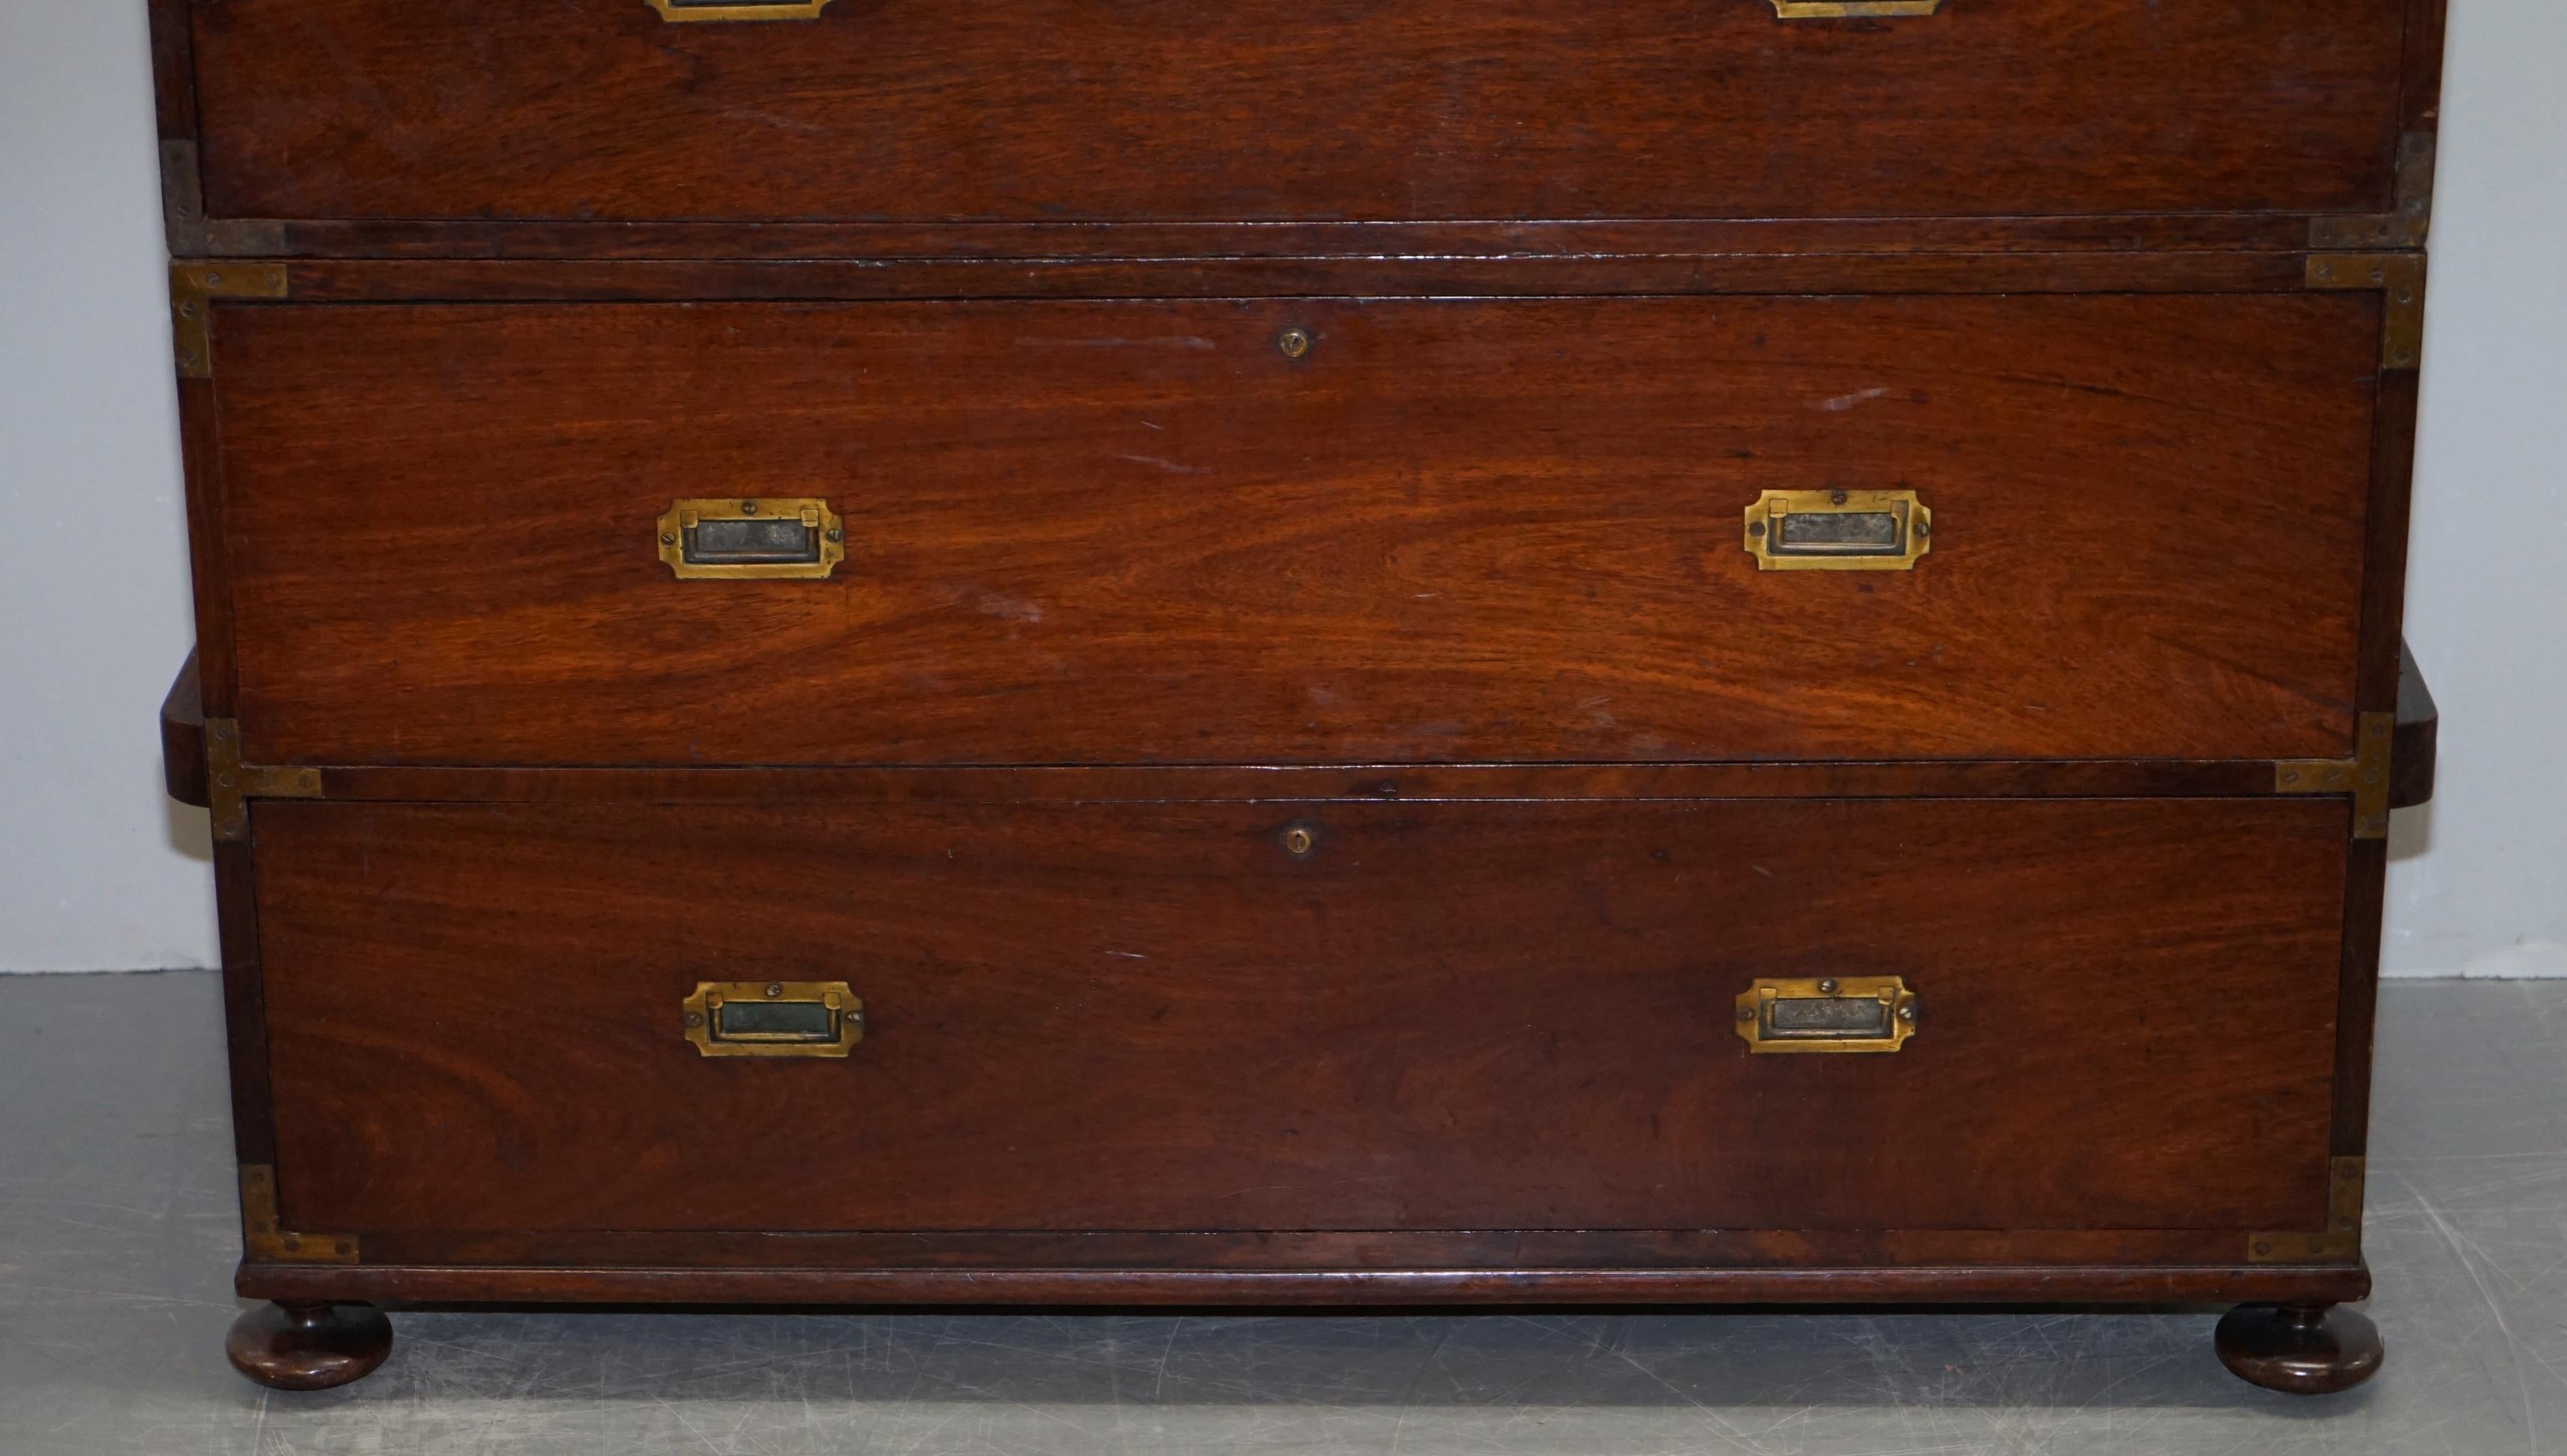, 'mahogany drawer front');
254,796,2346,1239
214,294,2376,769
185,0,2406,229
